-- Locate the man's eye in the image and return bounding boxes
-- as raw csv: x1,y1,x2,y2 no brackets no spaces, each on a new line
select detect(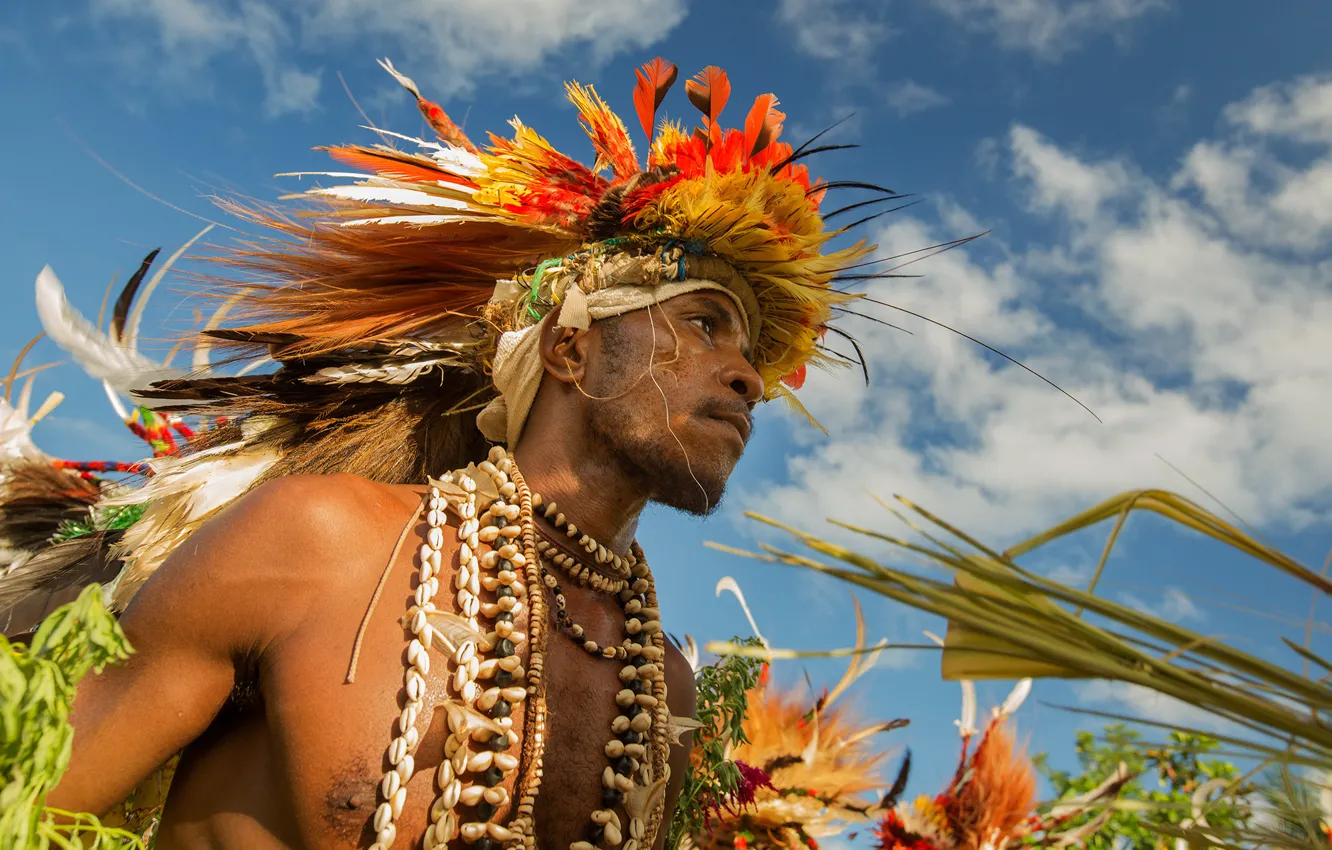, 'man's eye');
688,317,714,336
